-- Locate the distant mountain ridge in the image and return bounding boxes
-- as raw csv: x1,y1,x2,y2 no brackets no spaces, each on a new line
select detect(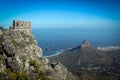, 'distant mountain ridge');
49,40,113,66
48,40,120,80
